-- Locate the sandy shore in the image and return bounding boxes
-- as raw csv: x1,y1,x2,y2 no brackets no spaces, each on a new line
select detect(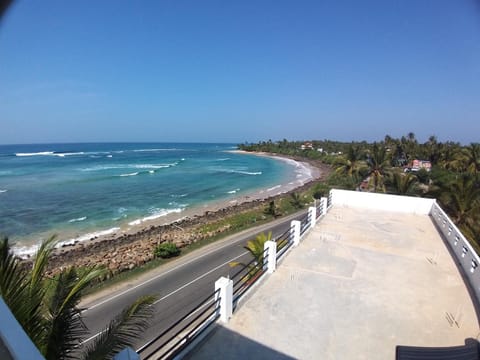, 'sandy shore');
44,152,330,273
